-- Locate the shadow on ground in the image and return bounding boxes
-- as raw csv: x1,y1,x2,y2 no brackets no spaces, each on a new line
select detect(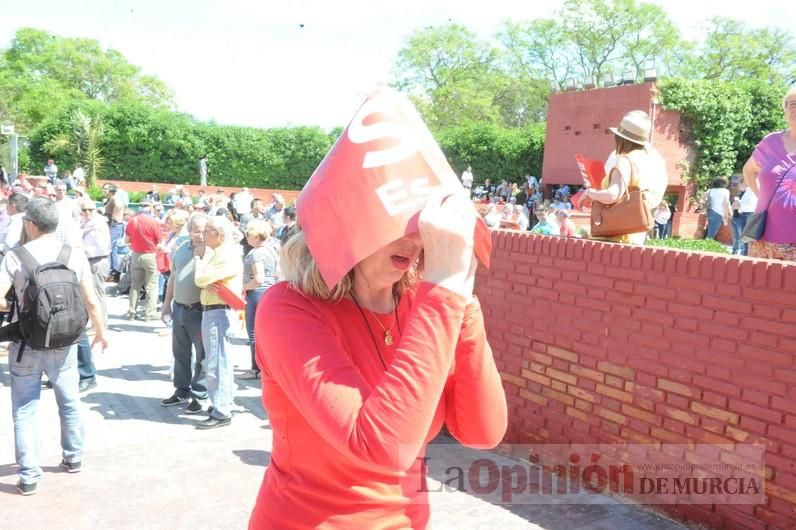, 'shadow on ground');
233,449,270,467
234,395,269,422
97,364,171,382
81,391,191,425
